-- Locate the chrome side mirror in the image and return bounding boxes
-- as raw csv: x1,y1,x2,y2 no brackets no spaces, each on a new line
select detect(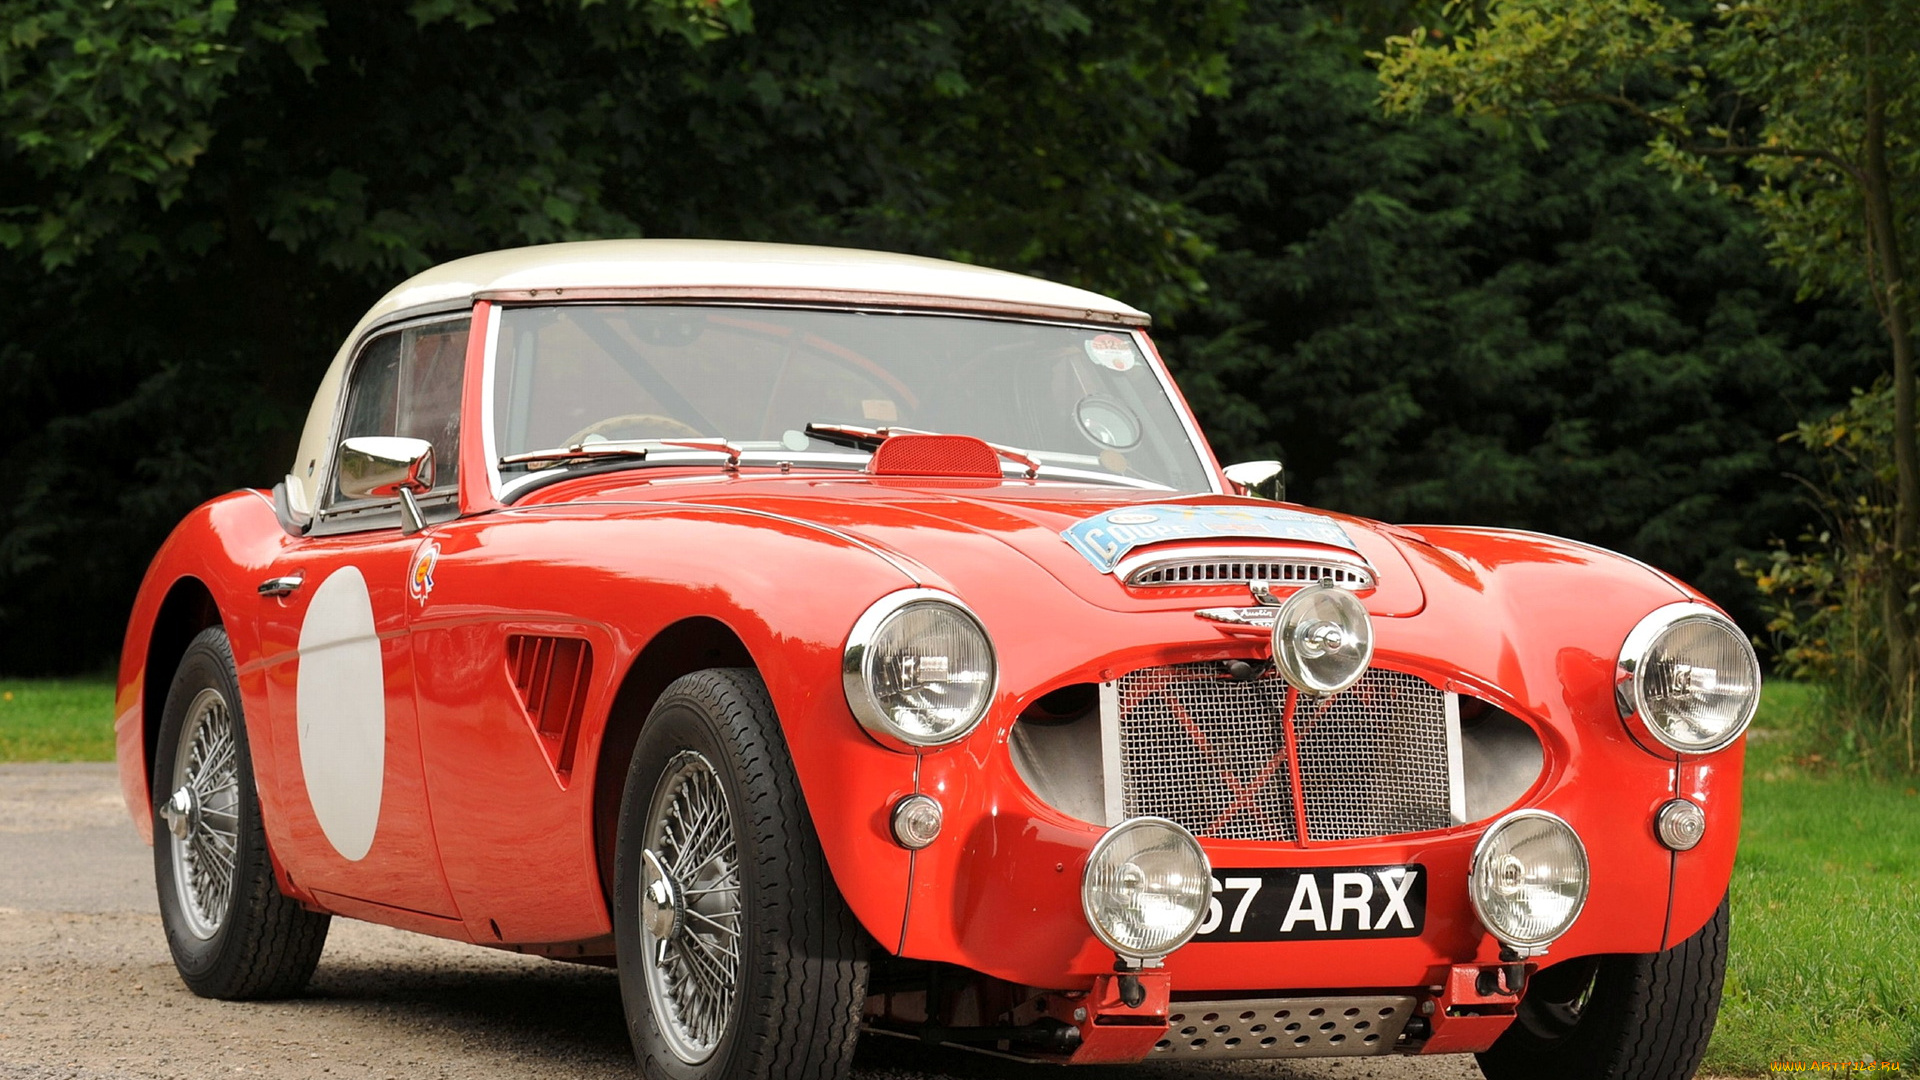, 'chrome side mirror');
1223,459,1285,501
338,436,435,534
